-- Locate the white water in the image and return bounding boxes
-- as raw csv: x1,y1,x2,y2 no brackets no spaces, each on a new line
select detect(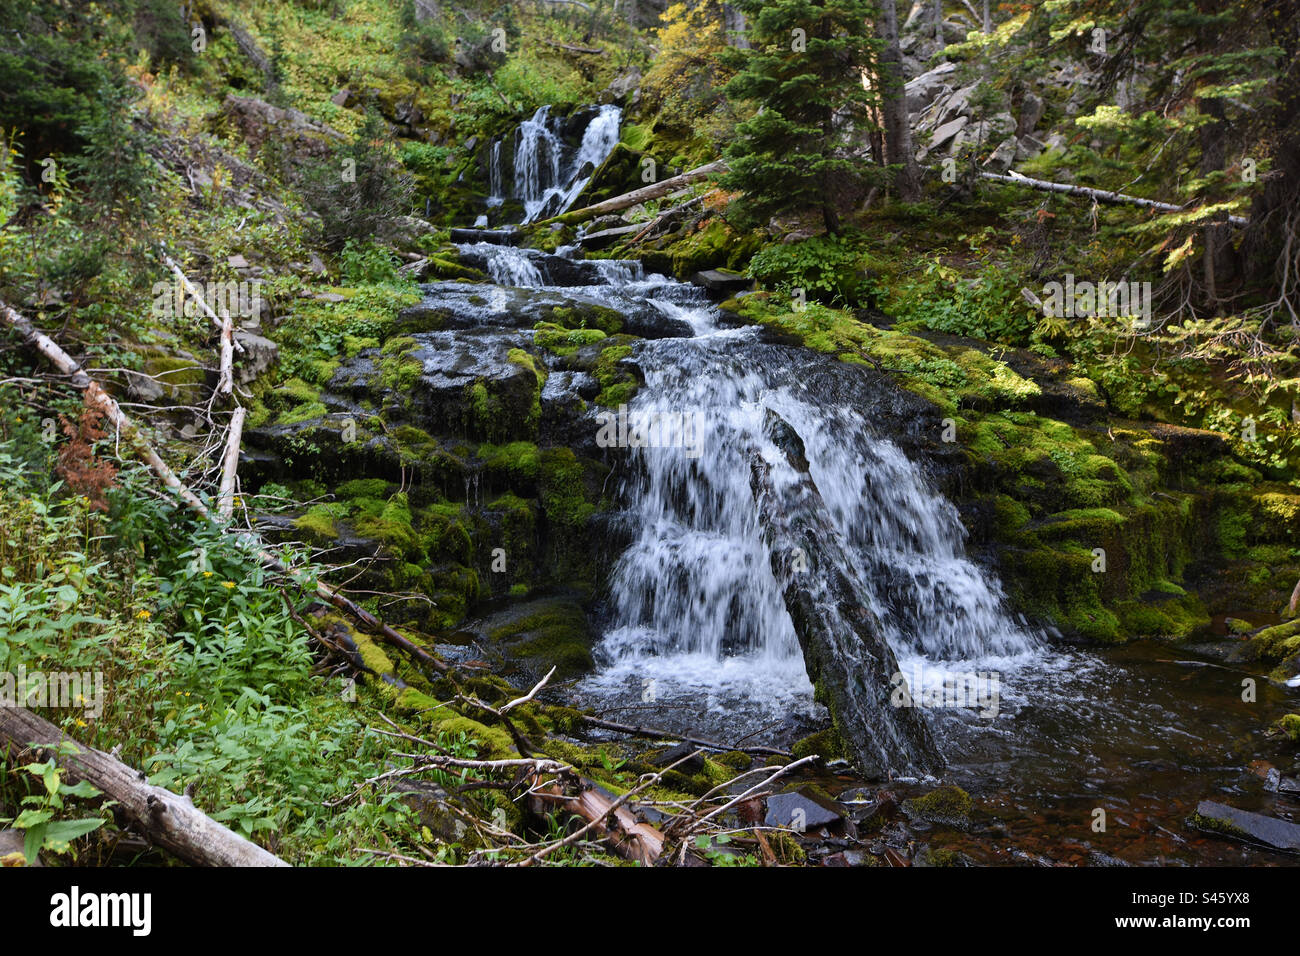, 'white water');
487,105,622,223
466,109,1059,746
